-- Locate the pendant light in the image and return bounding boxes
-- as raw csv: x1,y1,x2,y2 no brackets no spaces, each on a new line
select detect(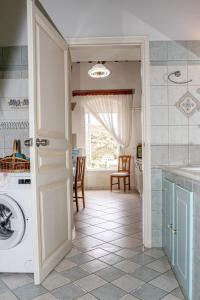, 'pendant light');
88,62,111,78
